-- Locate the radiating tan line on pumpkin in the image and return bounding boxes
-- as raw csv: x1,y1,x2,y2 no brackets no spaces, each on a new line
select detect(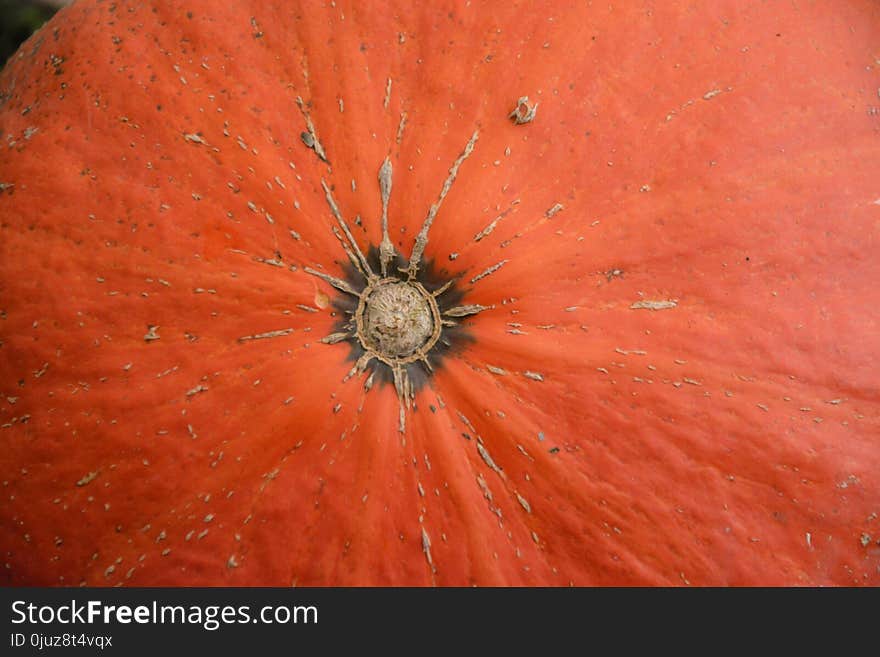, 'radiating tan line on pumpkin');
378,157,394,276
237,328,295,343
473,200,520,243
321,179,375,281
630,299,678,310
470,260,508,284
330,225,367,277
406,129,479,280
303,267,361,297
516,493,532,514
431,280,454,298
320,332,352,345
363,370,376,392
444,304,492,318
465,196,569,263
344,353,375,383
295,96,328,162
476,442,502,474
393,365,412,433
